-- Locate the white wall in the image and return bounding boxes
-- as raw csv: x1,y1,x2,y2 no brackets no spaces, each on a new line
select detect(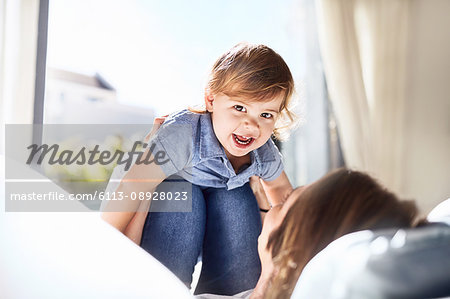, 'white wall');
403,0,450,214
